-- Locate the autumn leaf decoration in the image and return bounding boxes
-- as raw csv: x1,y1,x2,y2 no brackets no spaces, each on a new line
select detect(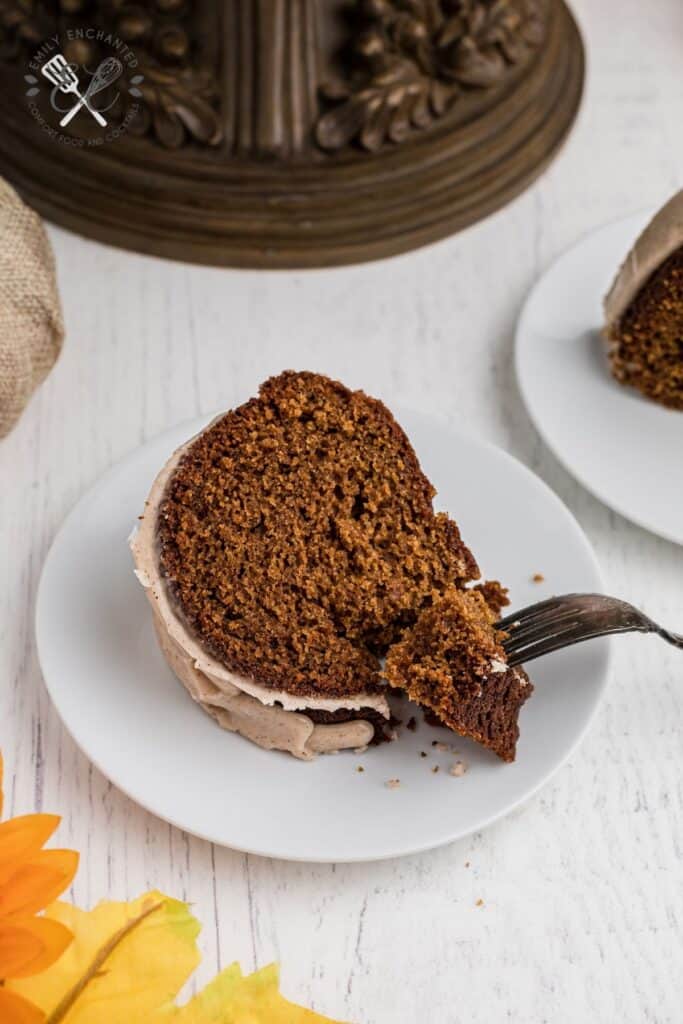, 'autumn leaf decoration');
0,753,79,1024
1,757,346,1023
8,893,346,1023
